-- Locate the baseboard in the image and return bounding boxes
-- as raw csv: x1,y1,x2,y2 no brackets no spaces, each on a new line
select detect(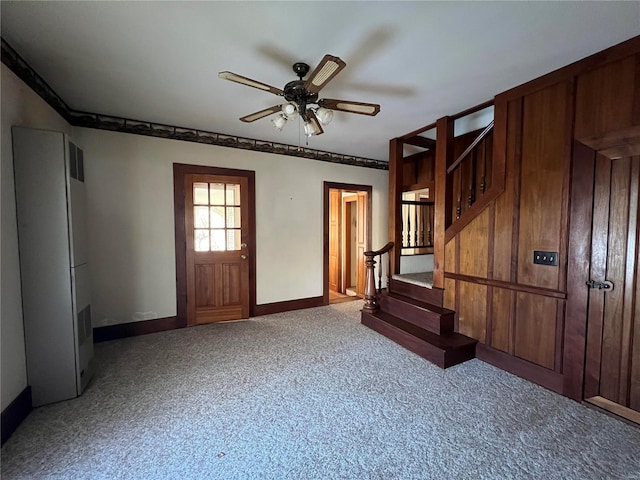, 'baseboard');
476,343,563,394
94,316,182,343
1,386,32,445
95,297,326,342
254,296,324,316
